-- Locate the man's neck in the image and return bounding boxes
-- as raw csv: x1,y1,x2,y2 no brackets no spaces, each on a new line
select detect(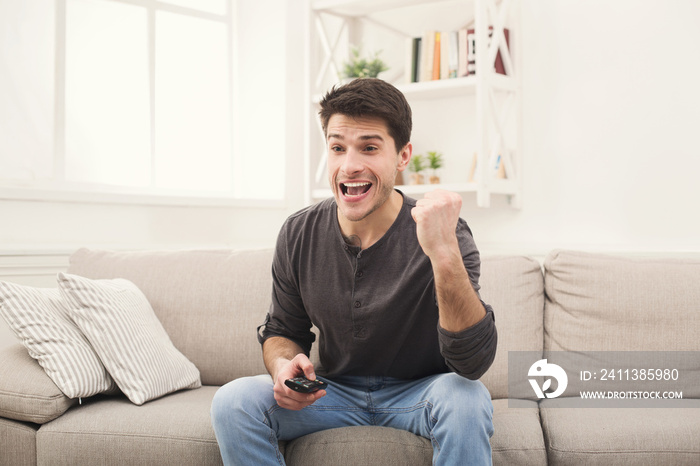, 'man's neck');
338,190,404,250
